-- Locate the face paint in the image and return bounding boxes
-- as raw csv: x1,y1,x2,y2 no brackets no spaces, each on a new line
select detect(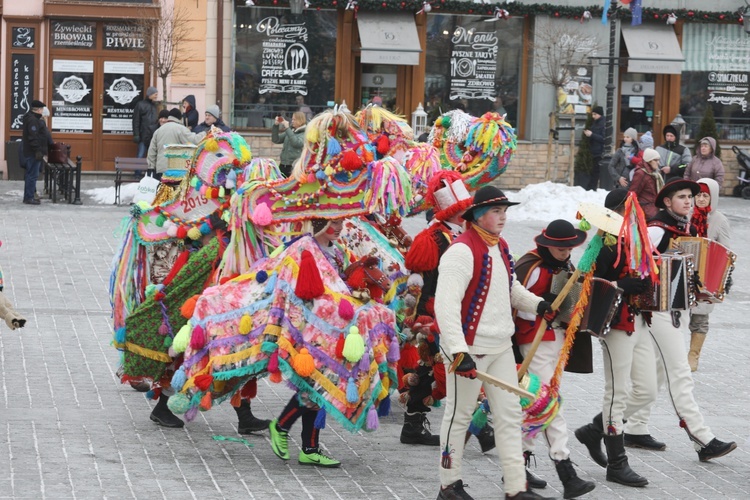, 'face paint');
325,226,336,235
